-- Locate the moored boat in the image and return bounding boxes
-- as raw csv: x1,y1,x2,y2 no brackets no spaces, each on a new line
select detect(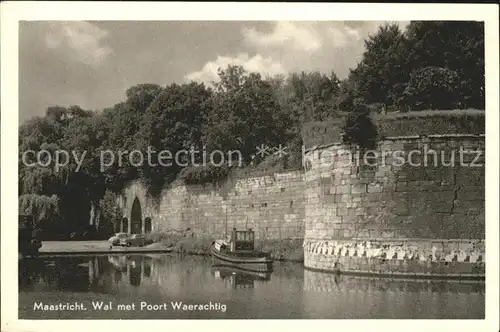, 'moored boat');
210,228,273,273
